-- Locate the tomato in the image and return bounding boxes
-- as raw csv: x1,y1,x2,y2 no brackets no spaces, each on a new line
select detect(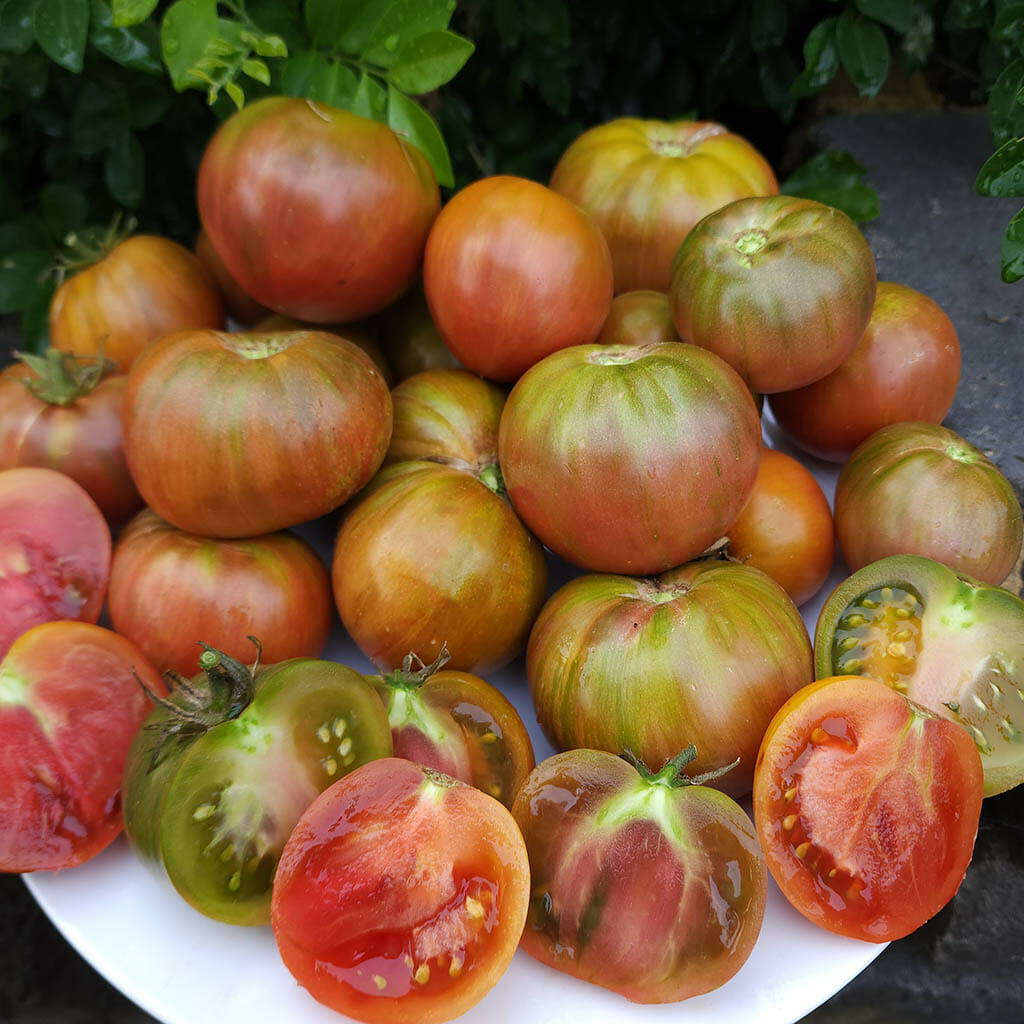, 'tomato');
50,234,224,371
195,228,267,326
108,509,333,677
499,341,761,573
423,175,614,381
198,97,439,323
271,757,529,1024
369,648,534,808
123,644,392,924
670,196,877,393
768,282,962,461
814,553,1024,796
375,284,461,381
0,467,110,658
753,675,983,941
513,747,765,1002
527,559,812,797
726,449,835,606
594,289,680,346
0,621,163,871
0,350,141,523
551,118,778,293
122,329,392,538
834,422,1022,585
